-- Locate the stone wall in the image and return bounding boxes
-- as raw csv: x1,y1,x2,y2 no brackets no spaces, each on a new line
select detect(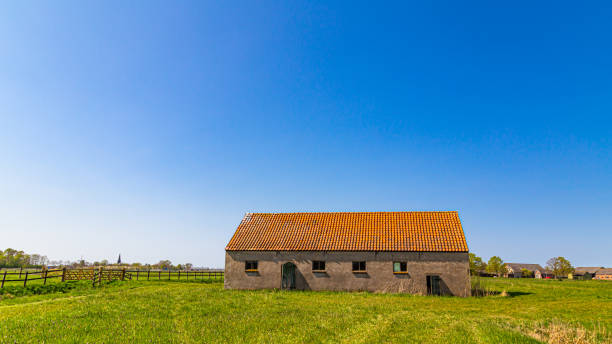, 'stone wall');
225,251,470,297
